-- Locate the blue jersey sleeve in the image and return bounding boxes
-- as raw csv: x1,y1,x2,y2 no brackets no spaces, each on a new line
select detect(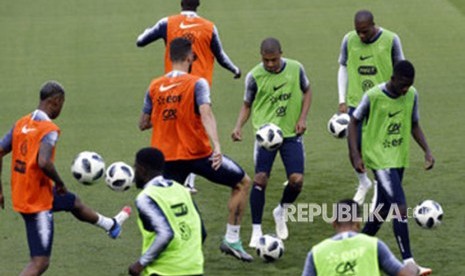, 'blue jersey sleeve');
136,17,168,47
135,193,174,266
301,251,316,276
210,26,239,75
378,240,403,275
243,72,257,104
194,78,211,106
0,127,14,153
142,91,153,114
